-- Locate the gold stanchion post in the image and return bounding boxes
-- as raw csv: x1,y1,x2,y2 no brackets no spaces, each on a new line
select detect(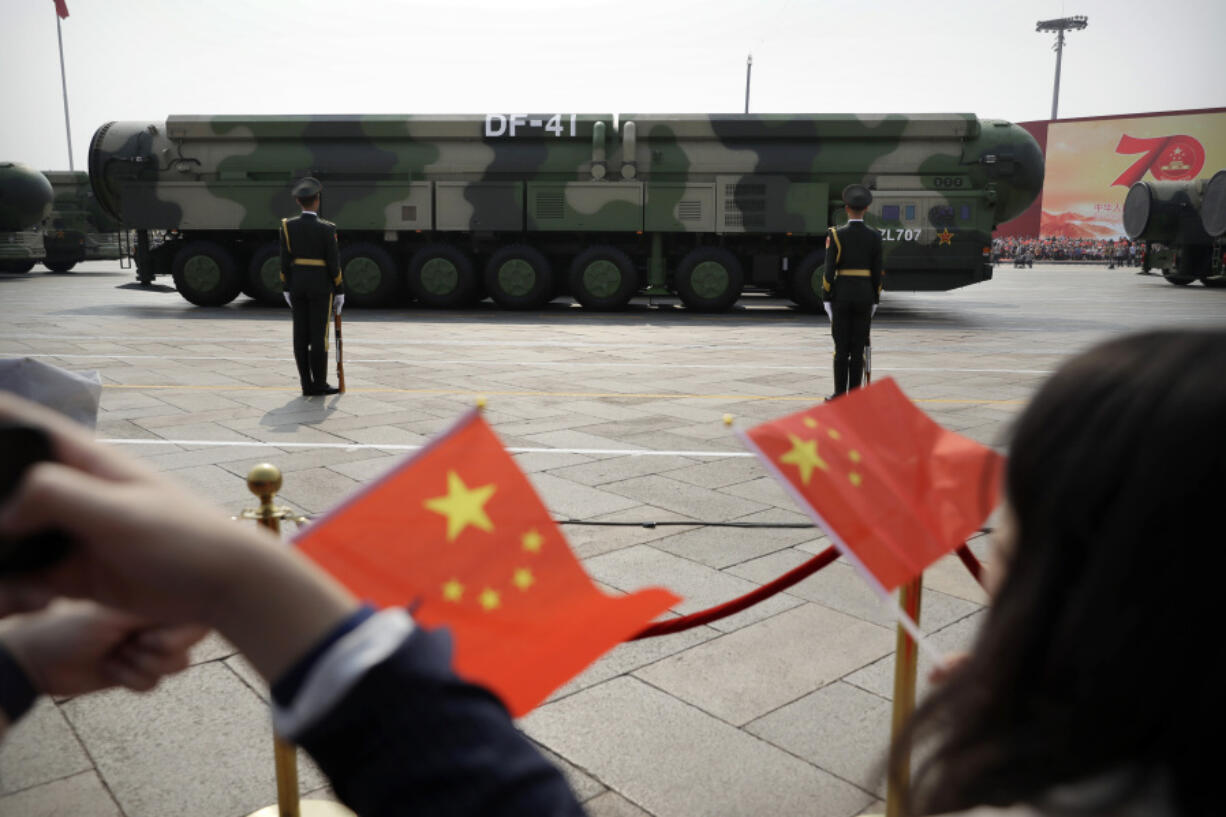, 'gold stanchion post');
239,464,354,817
884,576,923,817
